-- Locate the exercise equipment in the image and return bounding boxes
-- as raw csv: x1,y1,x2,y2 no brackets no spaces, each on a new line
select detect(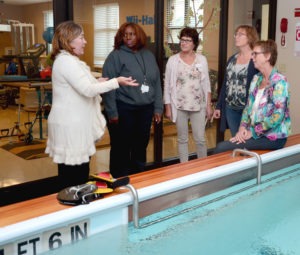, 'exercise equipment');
22,82,52,144
18,43,46,78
